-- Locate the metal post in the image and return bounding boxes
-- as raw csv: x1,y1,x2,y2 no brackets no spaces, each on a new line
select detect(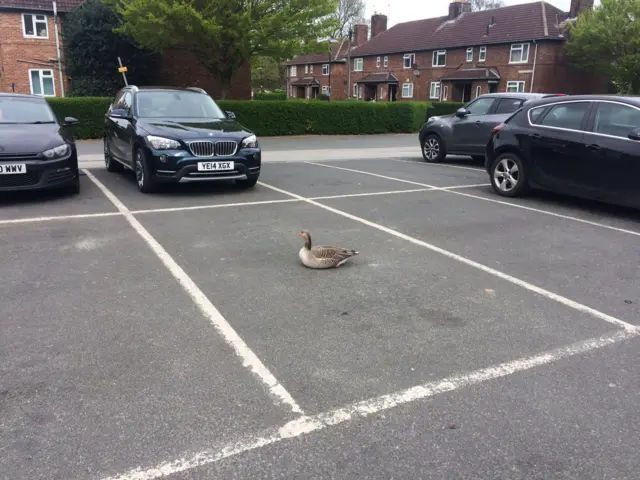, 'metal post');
327,50,331,101
52,1,65,96
347,29,352,98
117,57,129,86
